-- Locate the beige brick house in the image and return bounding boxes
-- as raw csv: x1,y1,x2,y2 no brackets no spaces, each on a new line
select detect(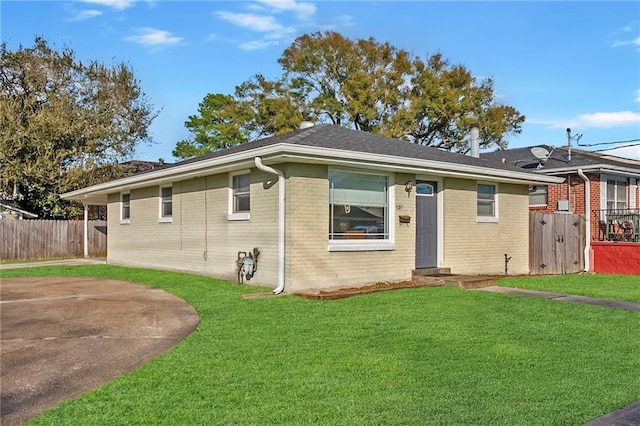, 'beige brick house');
63,125,562,293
